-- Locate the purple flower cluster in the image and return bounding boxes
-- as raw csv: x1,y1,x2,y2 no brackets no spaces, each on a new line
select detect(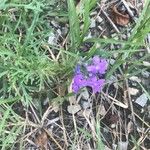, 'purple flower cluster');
72,56,108,93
